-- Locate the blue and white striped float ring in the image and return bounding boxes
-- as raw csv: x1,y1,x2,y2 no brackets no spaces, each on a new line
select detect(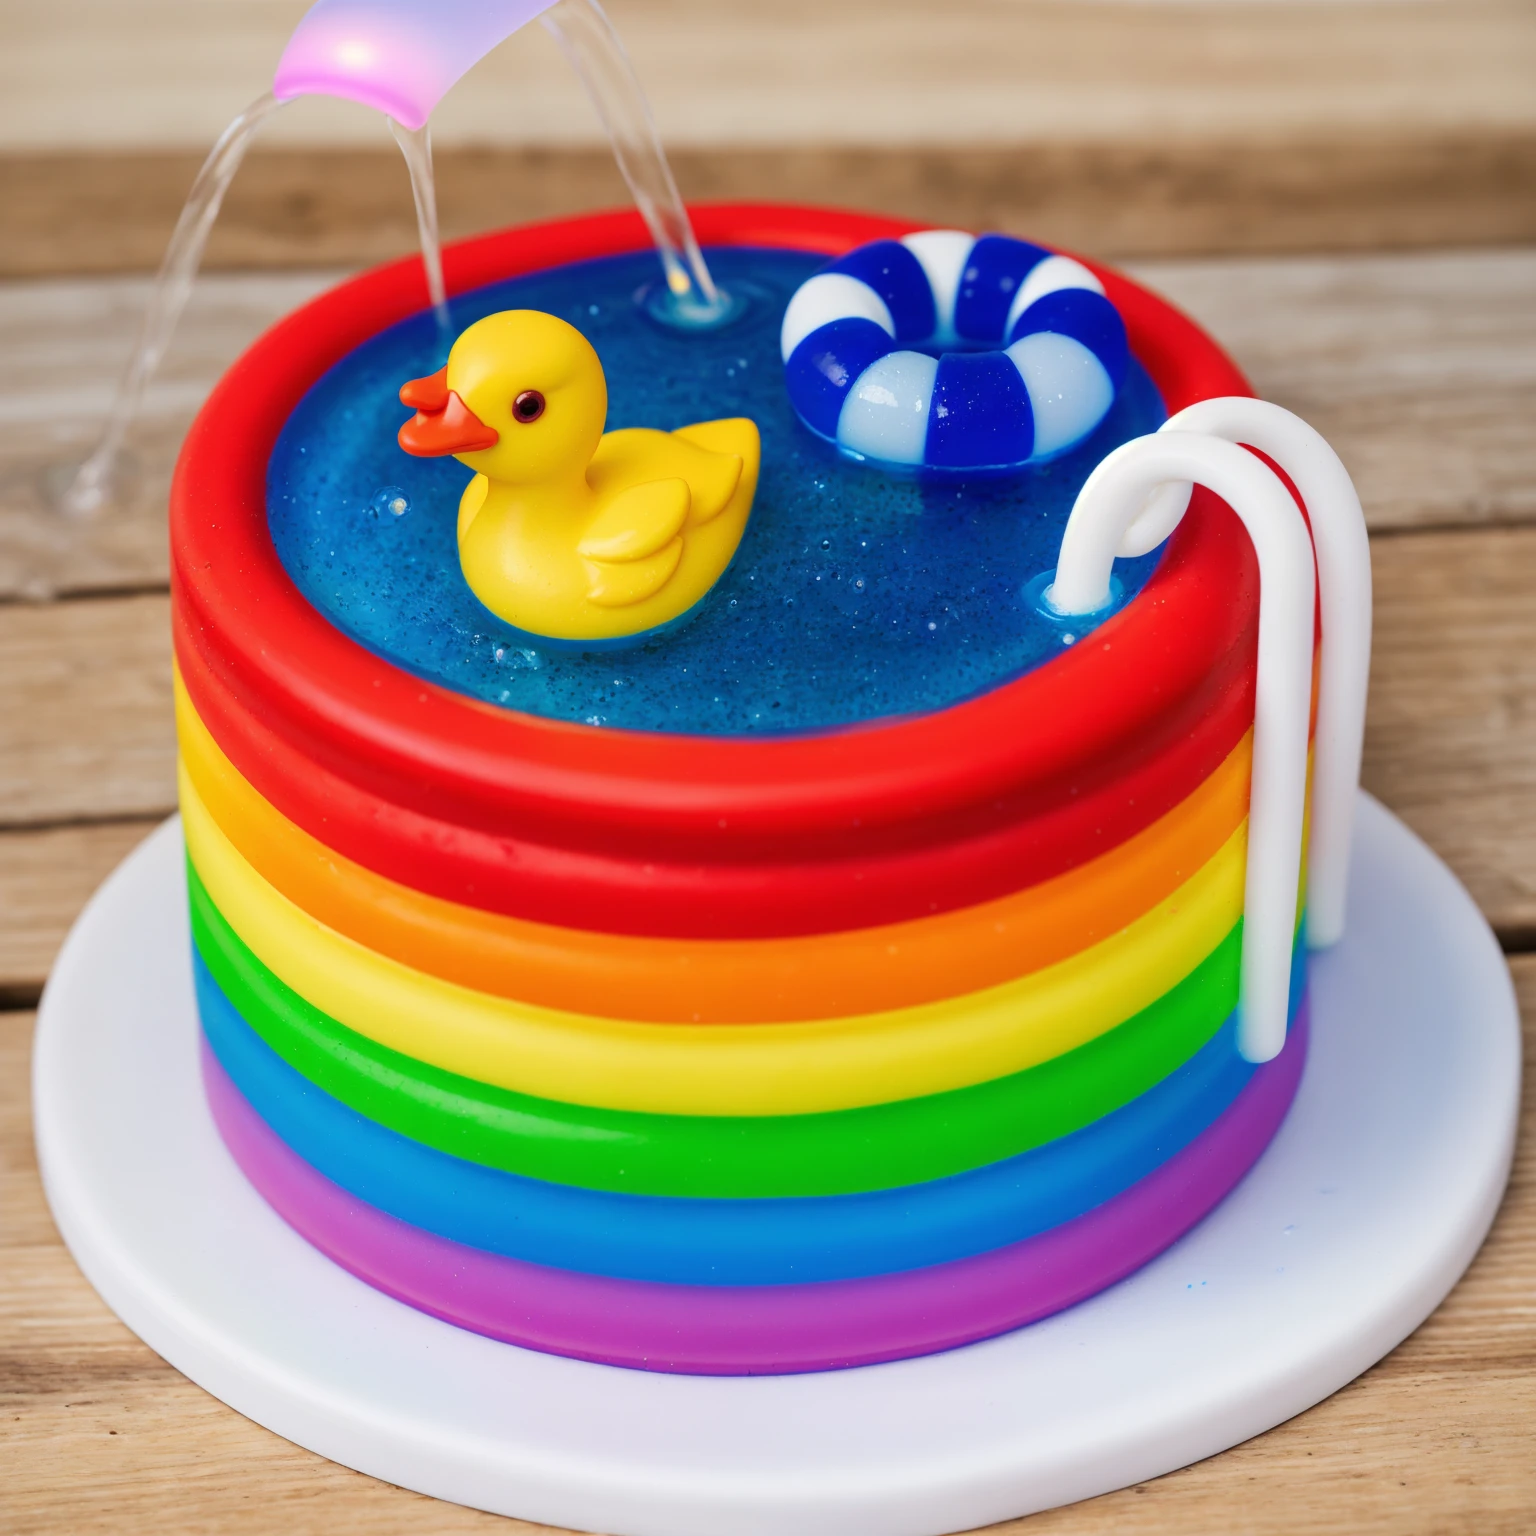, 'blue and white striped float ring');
781,231,1130,473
